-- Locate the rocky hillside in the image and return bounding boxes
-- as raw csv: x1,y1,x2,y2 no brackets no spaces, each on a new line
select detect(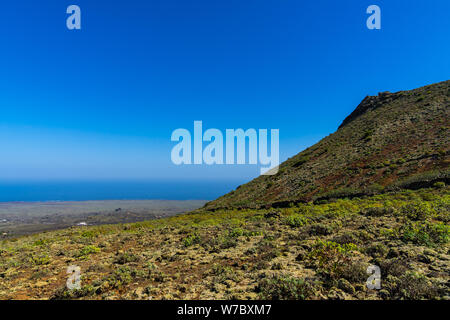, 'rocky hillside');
205,80,450,210
0,81,448,301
